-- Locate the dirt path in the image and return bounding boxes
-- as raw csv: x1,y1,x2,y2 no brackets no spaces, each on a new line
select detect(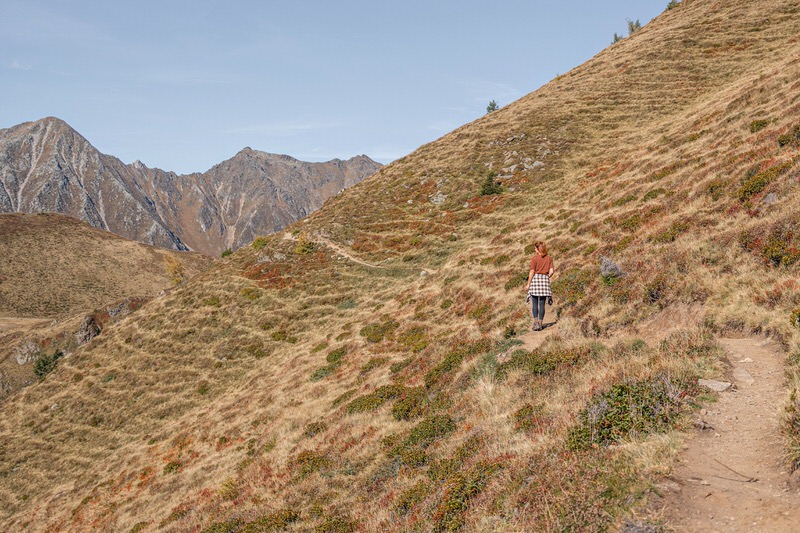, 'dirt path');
286,232,439,275
0,317,51,333
660,337,800,532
